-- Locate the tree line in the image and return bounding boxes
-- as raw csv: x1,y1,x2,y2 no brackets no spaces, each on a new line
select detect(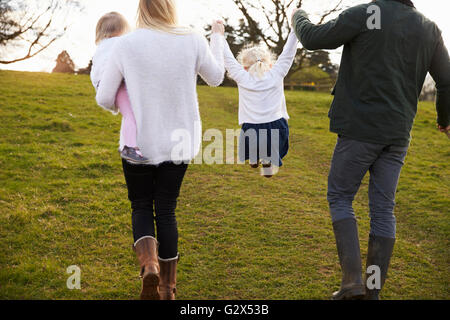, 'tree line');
0,0,437,97
0,0,342,81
